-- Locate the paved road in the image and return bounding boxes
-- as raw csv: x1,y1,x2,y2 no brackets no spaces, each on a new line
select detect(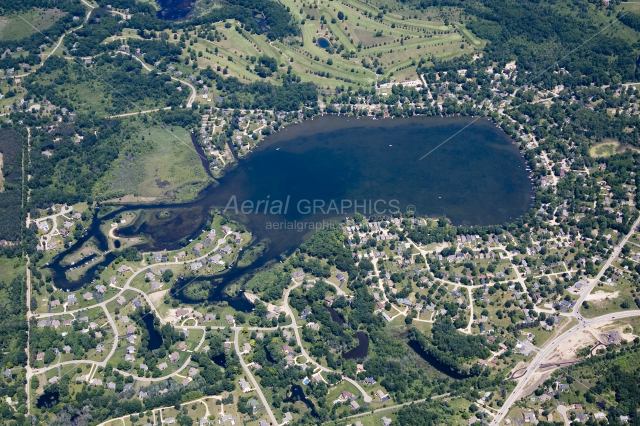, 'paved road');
490,310,640,425
329,392,451,424
234,328,278,425
113,328,206,382
32,234,231,322
170,76,197,107
123,52,197,107
109,107,171,118
574,214,640,315
283,280,372,402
